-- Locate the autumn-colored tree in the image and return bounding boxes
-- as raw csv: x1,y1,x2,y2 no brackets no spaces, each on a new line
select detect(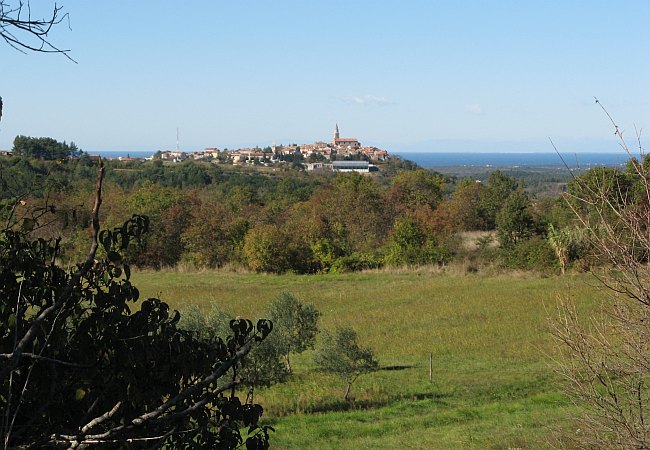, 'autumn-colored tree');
180,192,249,268
387,169,445,215
448,179,489,231
318,173,390,251
126,181,184,268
